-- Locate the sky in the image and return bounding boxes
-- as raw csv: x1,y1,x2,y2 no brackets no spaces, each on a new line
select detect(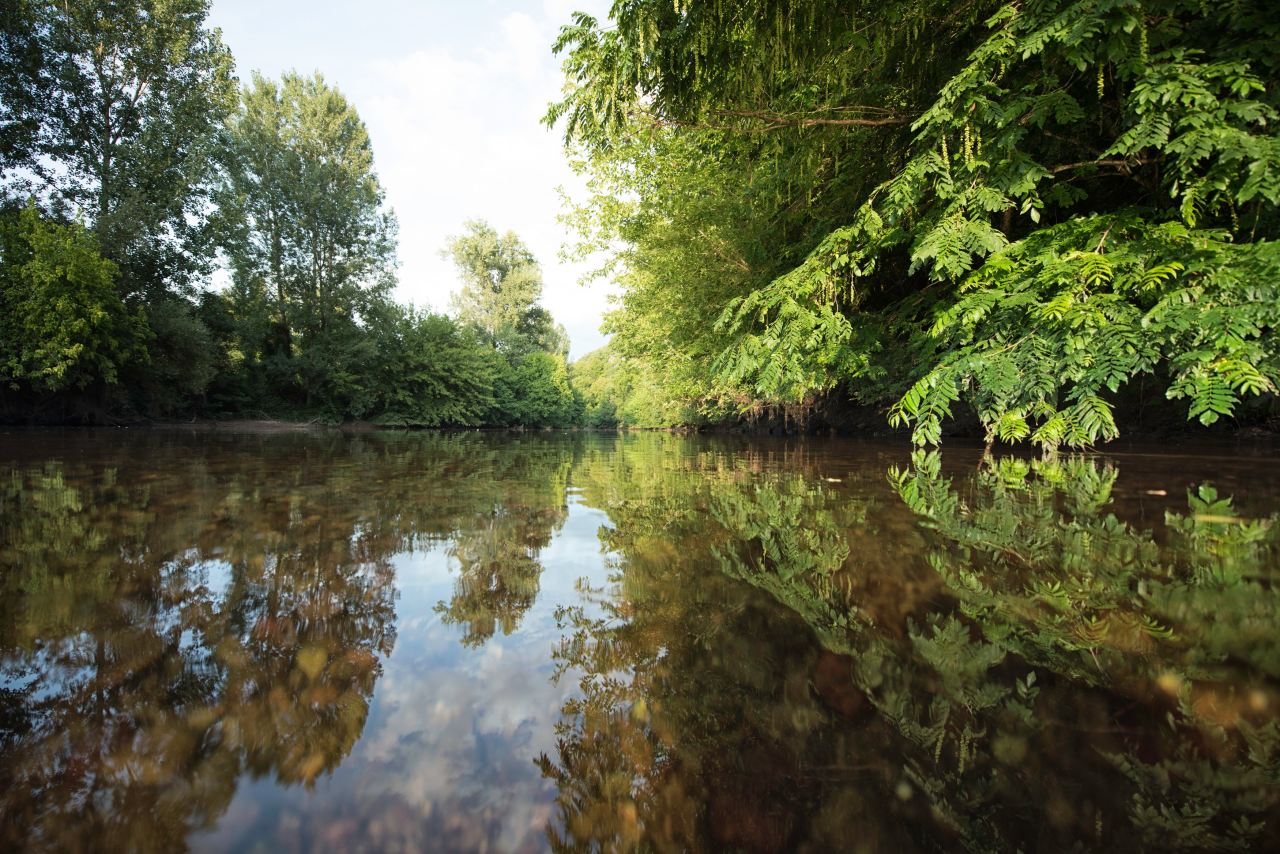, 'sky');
206,0,616,360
